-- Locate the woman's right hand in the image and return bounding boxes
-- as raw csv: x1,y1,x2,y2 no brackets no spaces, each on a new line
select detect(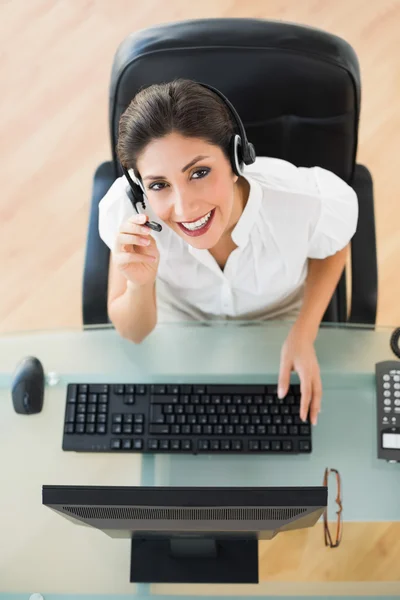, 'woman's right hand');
113,214,160,288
